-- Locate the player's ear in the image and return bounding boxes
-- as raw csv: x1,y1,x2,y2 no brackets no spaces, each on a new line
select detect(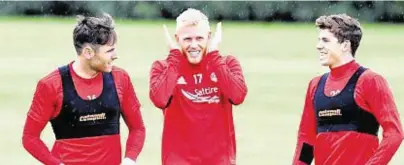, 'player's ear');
208,31,212,40
341,40,351,53
82,45,95,59
175,34,180,44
